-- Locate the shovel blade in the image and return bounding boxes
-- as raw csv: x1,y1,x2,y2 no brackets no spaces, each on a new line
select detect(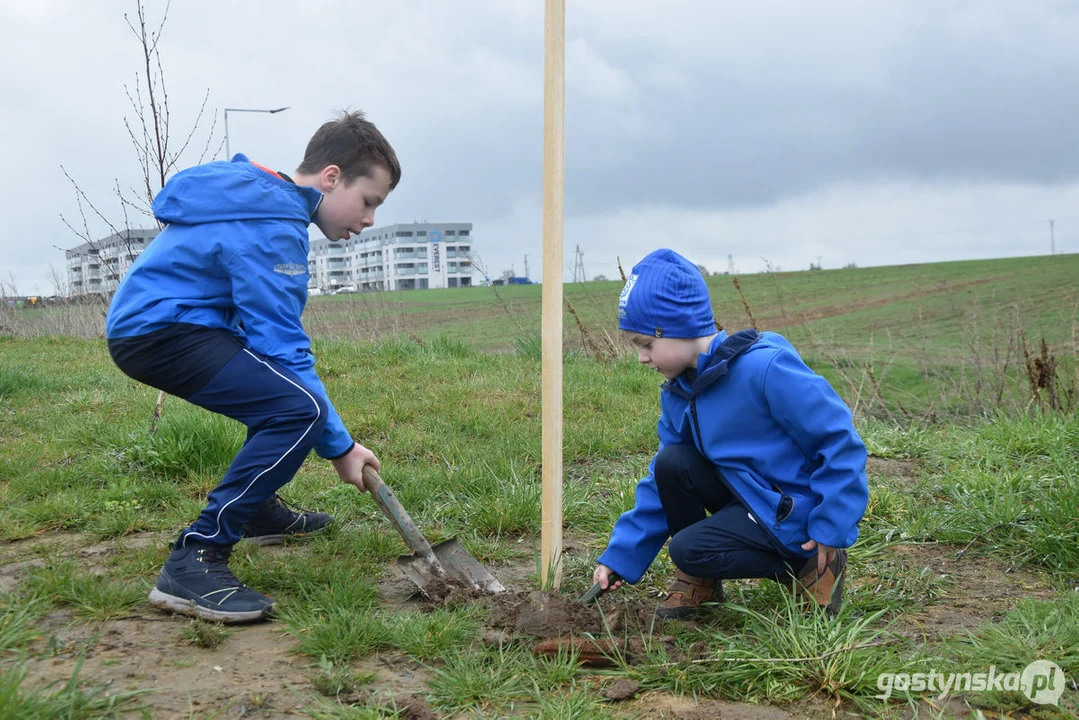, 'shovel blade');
397,539,506,596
